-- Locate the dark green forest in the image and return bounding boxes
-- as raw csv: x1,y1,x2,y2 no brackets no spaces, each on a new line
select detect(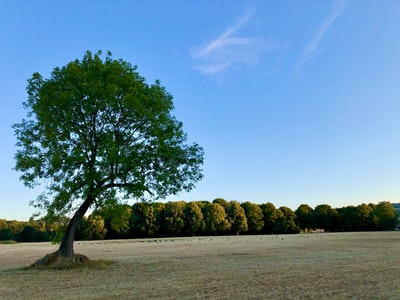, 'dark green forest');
1,200,399,243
